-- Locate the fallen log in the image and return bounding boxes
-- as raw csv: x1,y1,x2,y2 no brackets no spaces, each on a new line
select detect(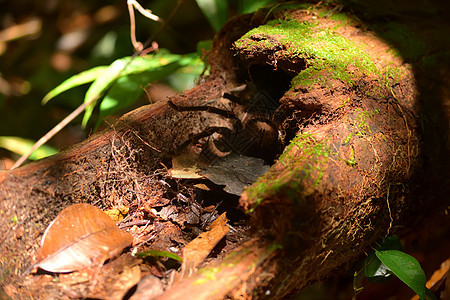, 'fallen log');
1,3,448,299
